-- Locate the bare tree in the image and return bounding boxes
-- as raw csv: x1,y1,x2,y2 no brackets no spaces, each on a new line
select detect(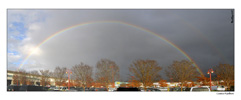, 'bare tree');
196,76,209,86
12,74,19,85
214,64,234,90
165,60,199,91
27,70,40,85
12,69,29,85
129,59,162,90
39,70,52,86
71,62,93,90
95,59,120,89
53,66,67,86
159,80,168,87
29,70,39,75
18,69,27,85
